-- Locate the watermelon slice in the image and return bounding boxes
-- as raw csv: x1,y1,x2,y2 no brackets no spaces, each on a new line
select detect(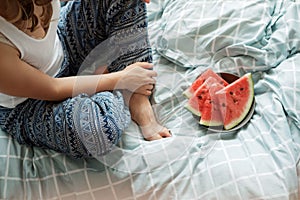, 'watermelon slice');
215,73,254,130
199,82,224,127
183,68,229,99
184,77,225,124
